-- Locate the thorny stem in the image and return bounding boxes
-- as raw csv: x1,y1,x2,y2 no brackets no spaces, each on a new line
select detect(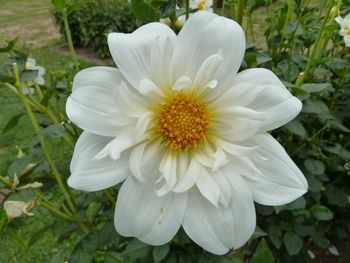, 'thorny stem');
12,63,76,214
